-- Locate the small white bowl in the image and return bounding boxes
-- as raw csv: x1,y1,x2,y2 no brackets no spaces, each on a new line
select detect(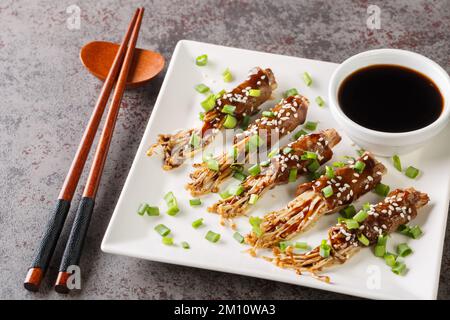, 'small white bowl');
328,49,450,156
